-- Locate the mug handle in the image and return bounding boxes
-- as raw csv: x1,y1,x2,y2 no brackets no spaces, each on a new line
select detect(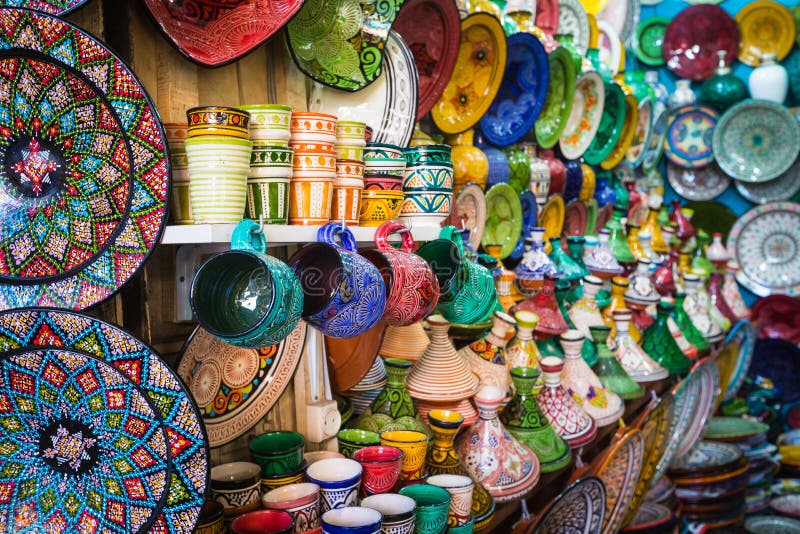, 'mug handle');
231,219,268,254
317,222,358,252
439,225,466,257
374,220,415,252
